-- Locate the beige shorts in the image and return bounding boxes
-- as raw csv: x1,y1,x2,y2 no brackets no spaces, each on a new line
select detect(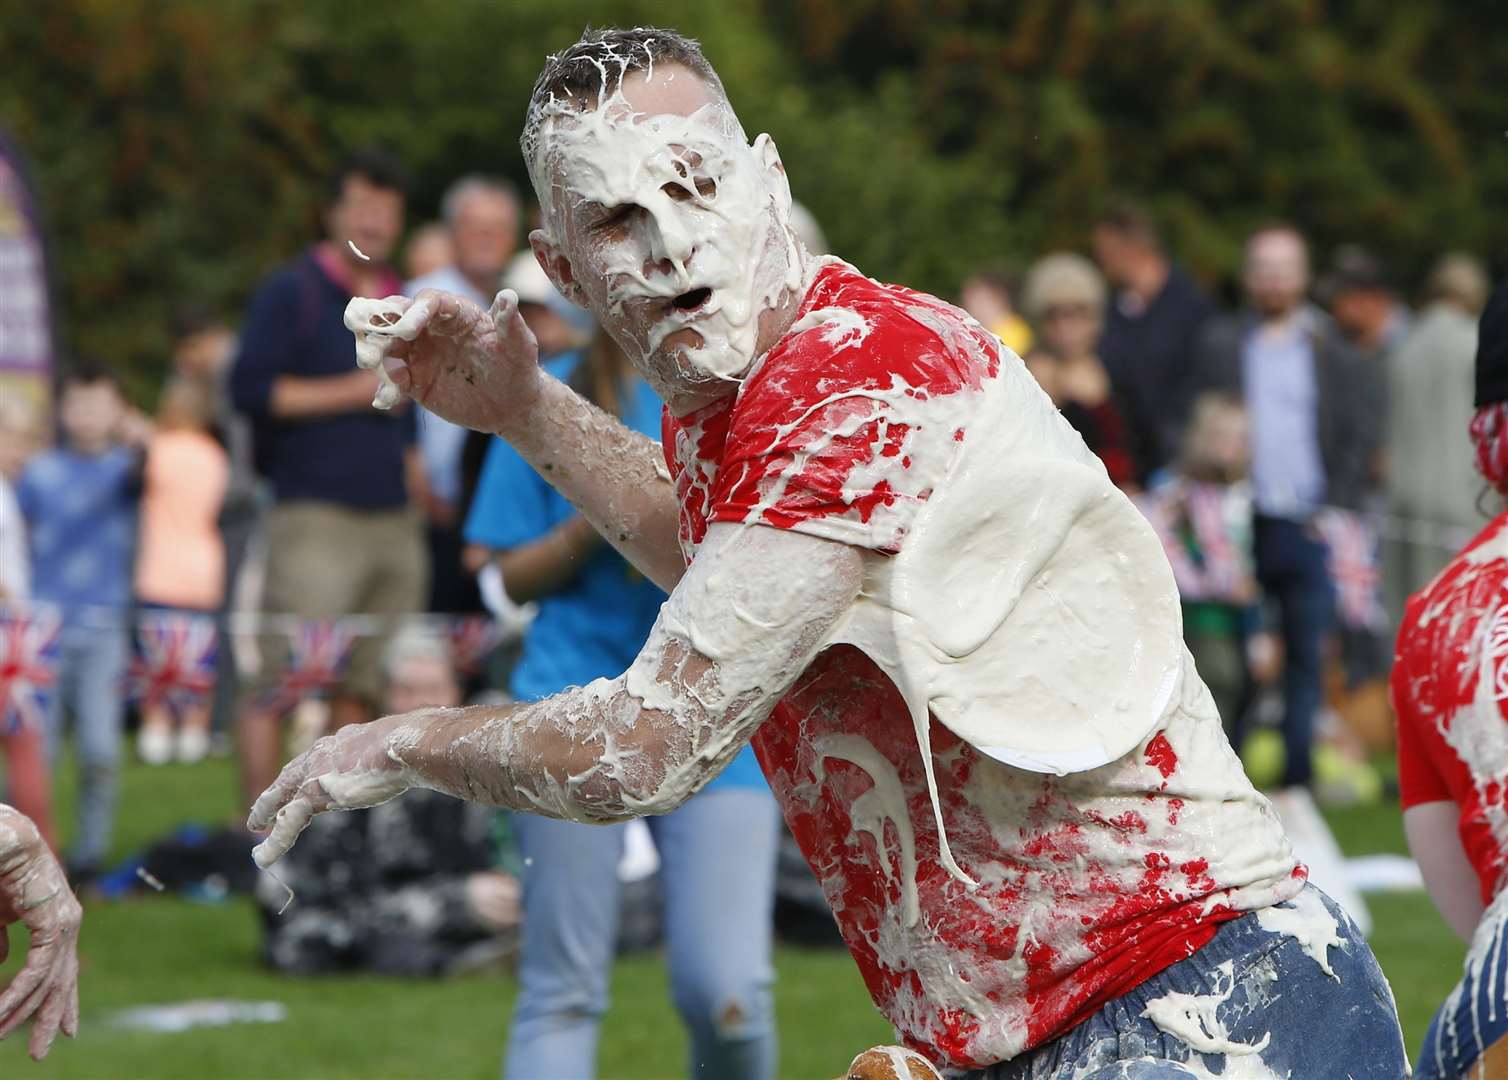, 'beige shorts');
248,500,428,709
